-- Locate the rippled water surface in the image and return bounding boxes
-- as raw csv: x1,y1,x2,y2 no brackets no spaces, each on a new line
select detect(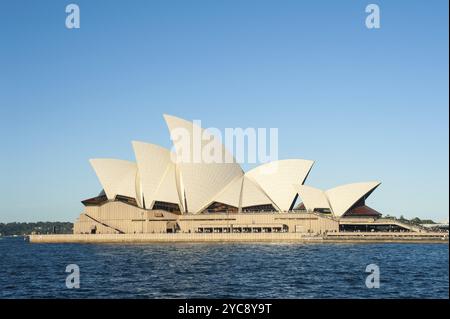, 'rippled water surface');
0,237,448,298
